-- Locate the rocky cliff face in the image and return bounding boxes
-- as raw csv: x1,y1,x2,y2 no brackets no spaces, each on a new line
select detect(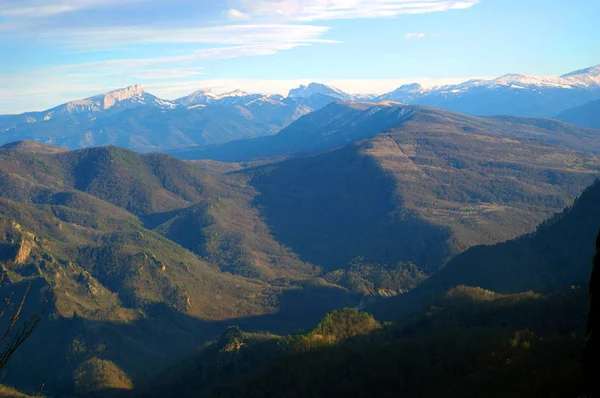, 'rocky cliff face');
0,219,37,266
101,84,145,110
